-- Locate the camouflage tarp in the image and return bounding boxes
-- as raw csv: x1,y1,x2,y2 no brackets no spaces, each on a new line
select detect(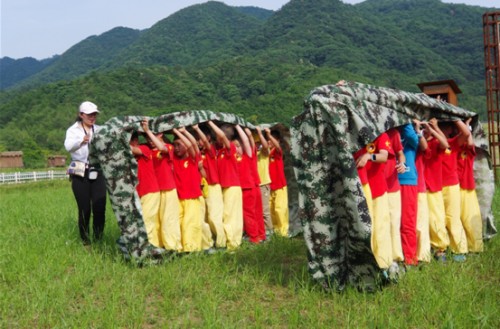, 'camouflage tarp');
90,111,259,261
290,81,492,291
